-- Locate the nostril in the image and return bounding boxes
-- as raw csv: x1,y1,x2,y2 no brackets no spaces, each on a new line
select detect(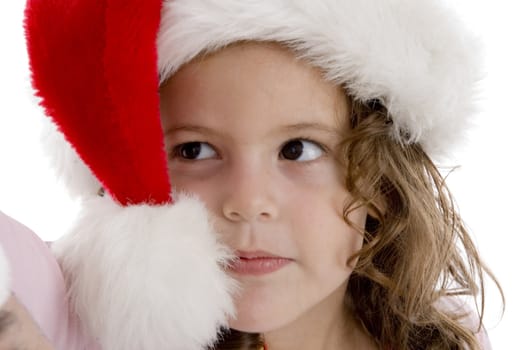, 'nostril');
223,209,274,222
225,210,242,221
222,193,279,222
259,212,272,220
